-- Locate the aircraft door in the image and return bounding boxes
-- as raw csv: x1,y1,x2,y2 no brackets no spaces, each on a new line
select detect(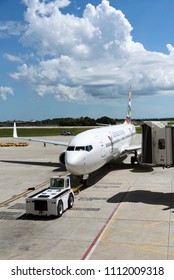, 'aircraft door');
96,136,106,158
101,142,105,157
